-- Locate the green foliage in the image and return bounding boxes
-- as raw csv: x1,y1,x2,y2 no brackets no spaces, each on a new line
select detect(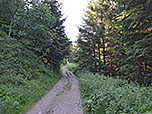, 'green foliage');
0,0,71,69
109,0,152,85
67,63,78,73
0,30,7,37
76,0,117,74
78,73,152,114
0,38,61,114
0,0,71,113
143,111,152,114
76,0,152,85
0,0,25,37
